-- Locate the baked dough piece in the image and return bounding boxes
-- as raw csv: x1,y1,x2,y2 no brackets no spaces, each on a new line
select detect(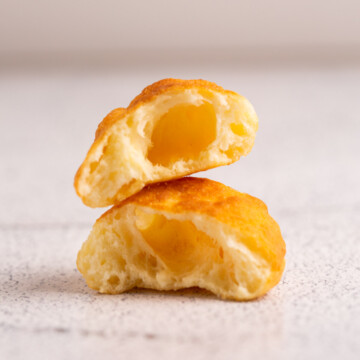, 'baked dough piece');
77,177,285,300
74,79,258,207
